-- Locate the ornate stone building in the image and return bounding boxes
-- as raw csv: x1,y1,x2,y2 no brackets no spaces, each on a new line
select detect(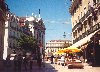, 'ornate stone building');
45,40,72,57
4,12,23,59
26,16,46,55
